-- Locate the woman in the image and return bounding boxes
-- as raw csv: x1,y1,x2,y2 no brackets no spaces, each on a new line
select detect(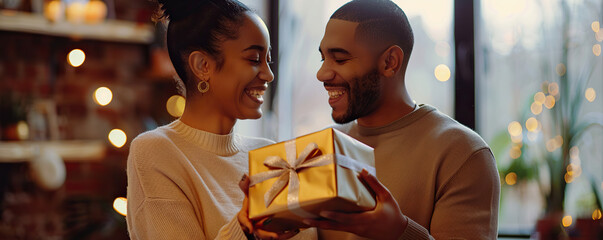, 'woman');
126,0,312,239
